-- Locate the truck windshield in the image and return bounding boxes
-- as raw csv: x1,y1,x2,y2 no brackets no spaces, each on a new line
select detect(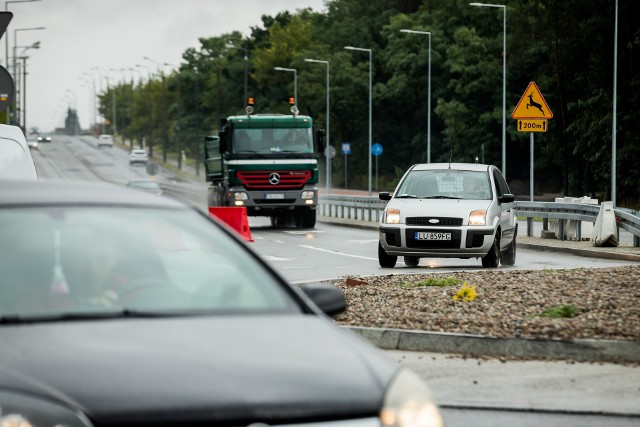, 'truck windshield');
232,128,313,154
